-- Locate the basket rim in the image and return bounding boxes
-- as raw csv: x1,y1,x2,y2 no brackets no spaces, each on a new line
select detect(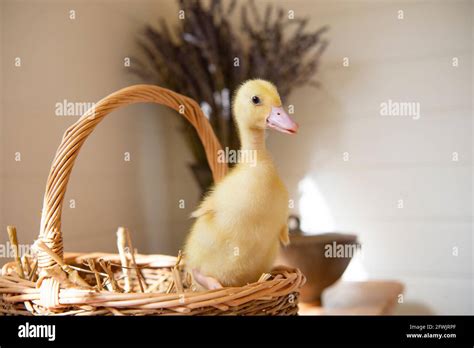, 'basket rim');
1,256,305,315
